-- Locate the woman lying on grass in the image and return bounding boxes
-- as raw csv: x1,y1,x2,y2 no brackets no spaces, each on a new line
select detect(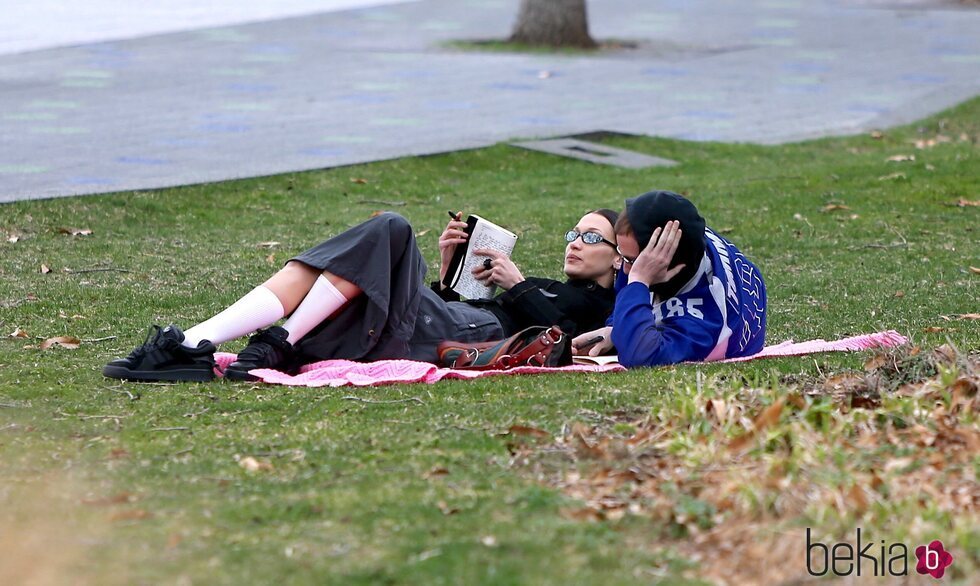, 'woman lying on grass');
103,210,622,382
